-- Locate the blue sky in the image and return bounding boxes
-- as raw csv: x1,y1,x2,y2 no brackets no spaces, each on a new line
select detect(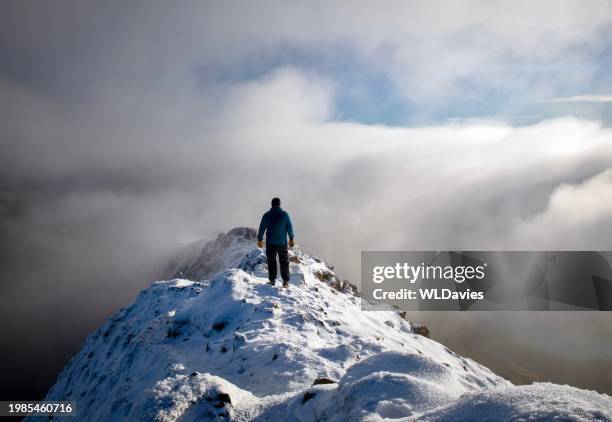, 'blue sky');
200,38,612,126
